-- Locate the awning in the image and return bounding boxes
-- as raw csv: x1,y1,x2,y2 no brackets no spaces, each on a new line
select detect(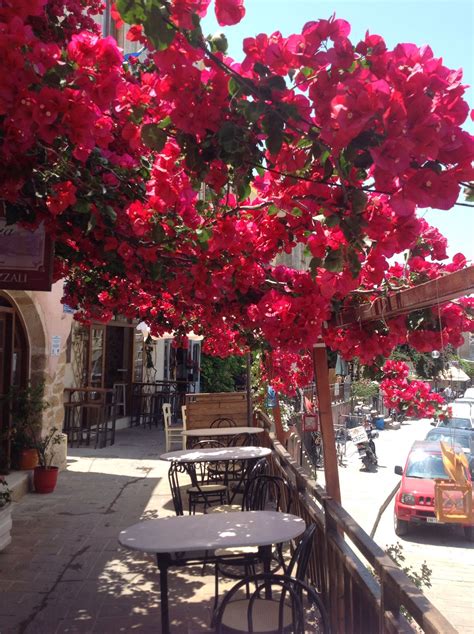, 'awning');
437,366,470,382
